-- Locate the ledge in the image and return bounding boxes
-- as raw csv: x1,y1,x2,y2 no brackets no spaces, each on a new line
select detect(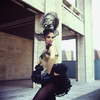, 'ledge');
62,0,83,21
